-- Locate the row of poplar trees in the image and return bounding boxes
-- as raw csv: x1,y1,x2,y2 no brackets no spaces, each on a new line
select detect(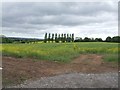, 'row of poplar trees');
44,33,74,43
